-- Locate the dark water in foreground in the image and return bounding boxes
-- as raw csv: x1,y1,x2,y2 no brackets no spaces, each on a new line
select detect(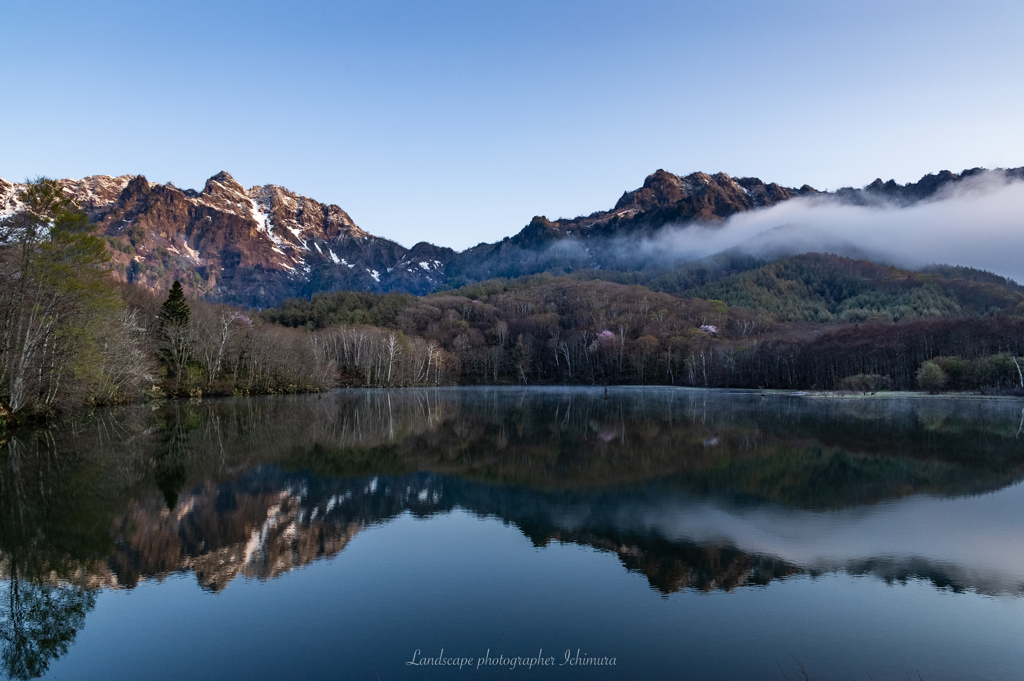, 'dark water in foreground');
2,388,1024,680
